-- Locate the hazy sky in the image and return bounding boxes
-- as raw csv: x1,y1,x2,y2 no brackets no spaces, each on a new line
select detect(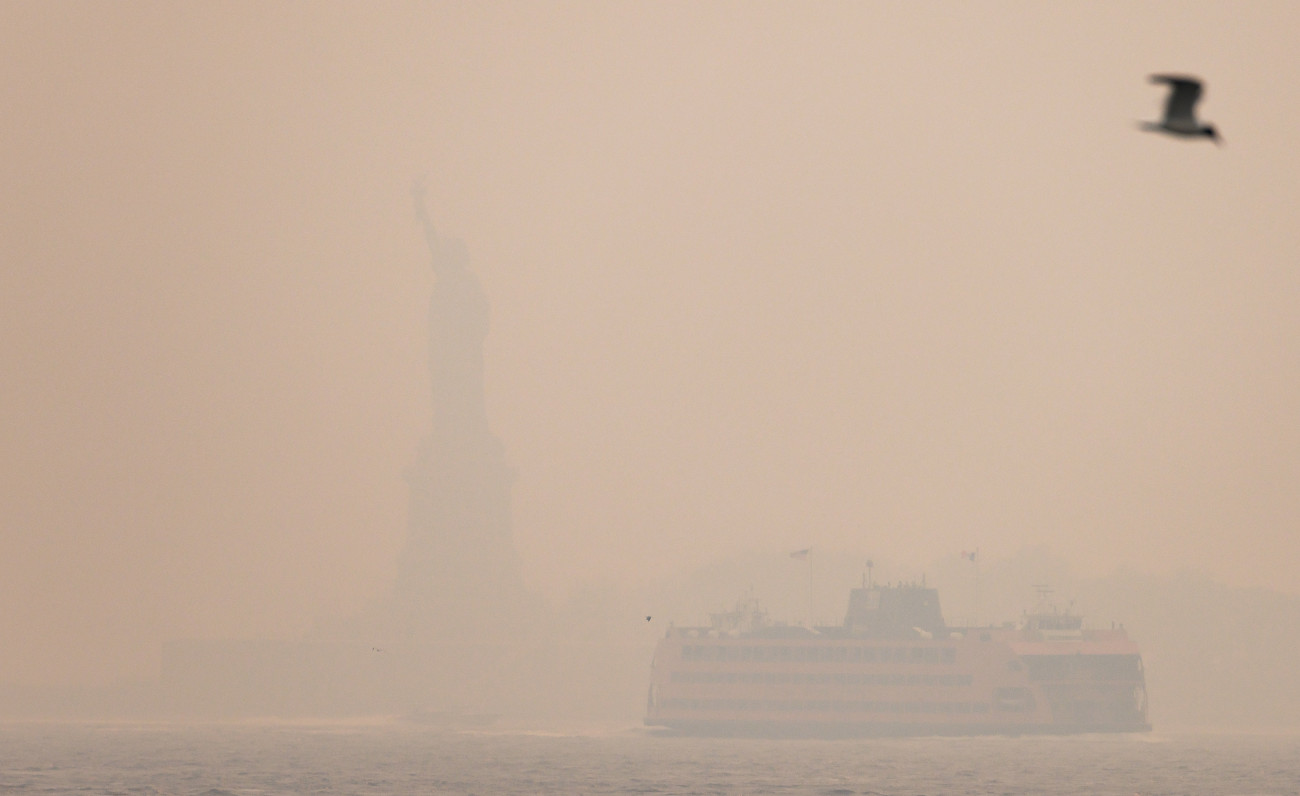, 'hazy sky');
4,2,1300,685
